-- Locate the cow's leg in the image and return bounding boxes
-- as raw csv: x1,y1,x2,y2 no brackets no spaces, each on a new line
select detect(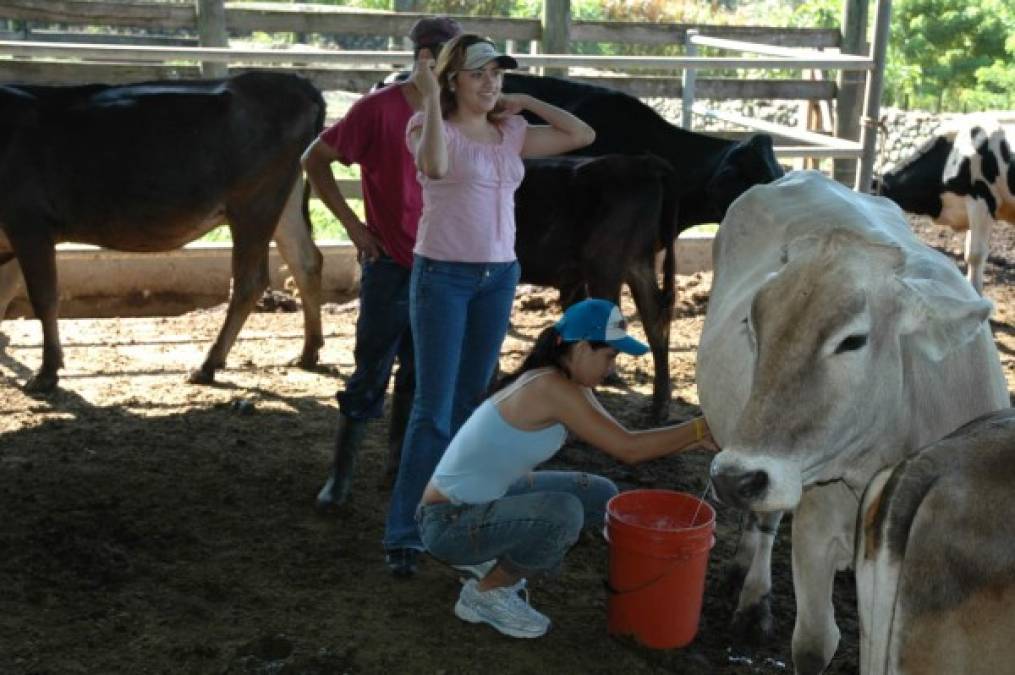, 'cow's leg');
856,467,900,675
9,234,62,392
0,258,22,323
963,199,993,294
791,482,857,675
730,510,780,644
189,232,271,384
584,274,630,392
272,175,324,369
626,263,672,421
